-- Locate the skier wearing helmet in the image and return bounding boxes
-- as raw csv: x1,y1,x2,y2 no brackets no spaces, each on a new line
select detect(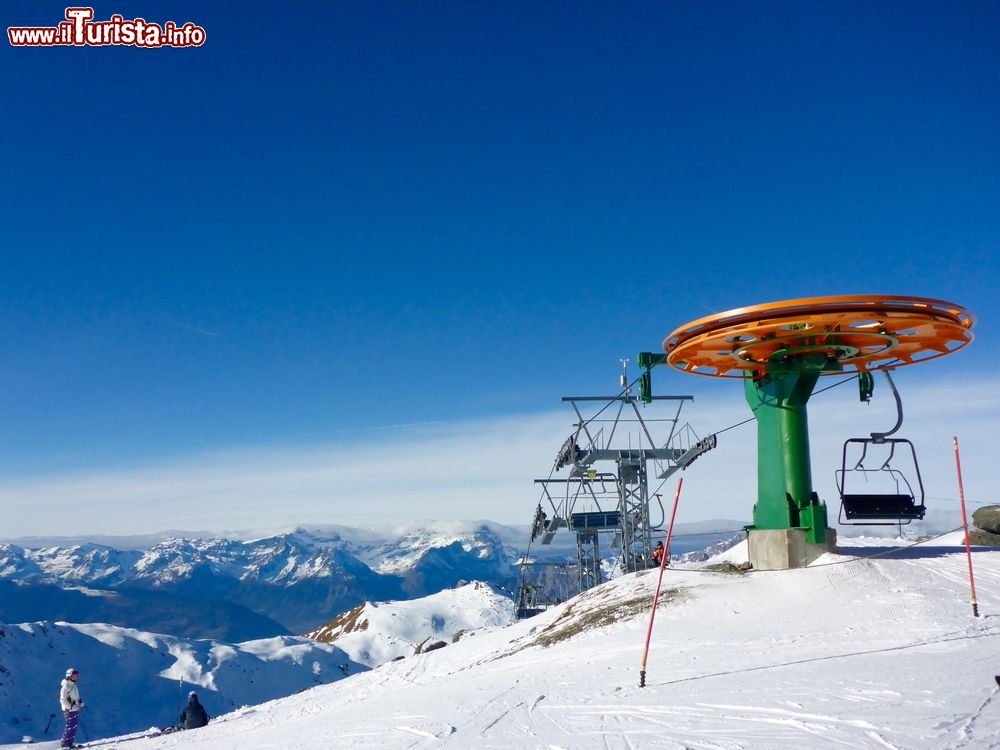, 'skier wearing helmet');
59,667,84,749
